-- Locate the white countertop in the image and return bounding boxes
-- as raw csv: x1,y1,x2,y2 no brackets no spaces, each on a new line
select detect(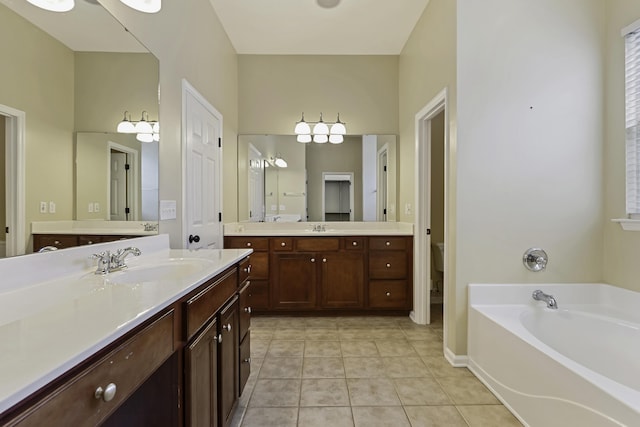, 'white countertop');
224,221,414,236
0,235,251,414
